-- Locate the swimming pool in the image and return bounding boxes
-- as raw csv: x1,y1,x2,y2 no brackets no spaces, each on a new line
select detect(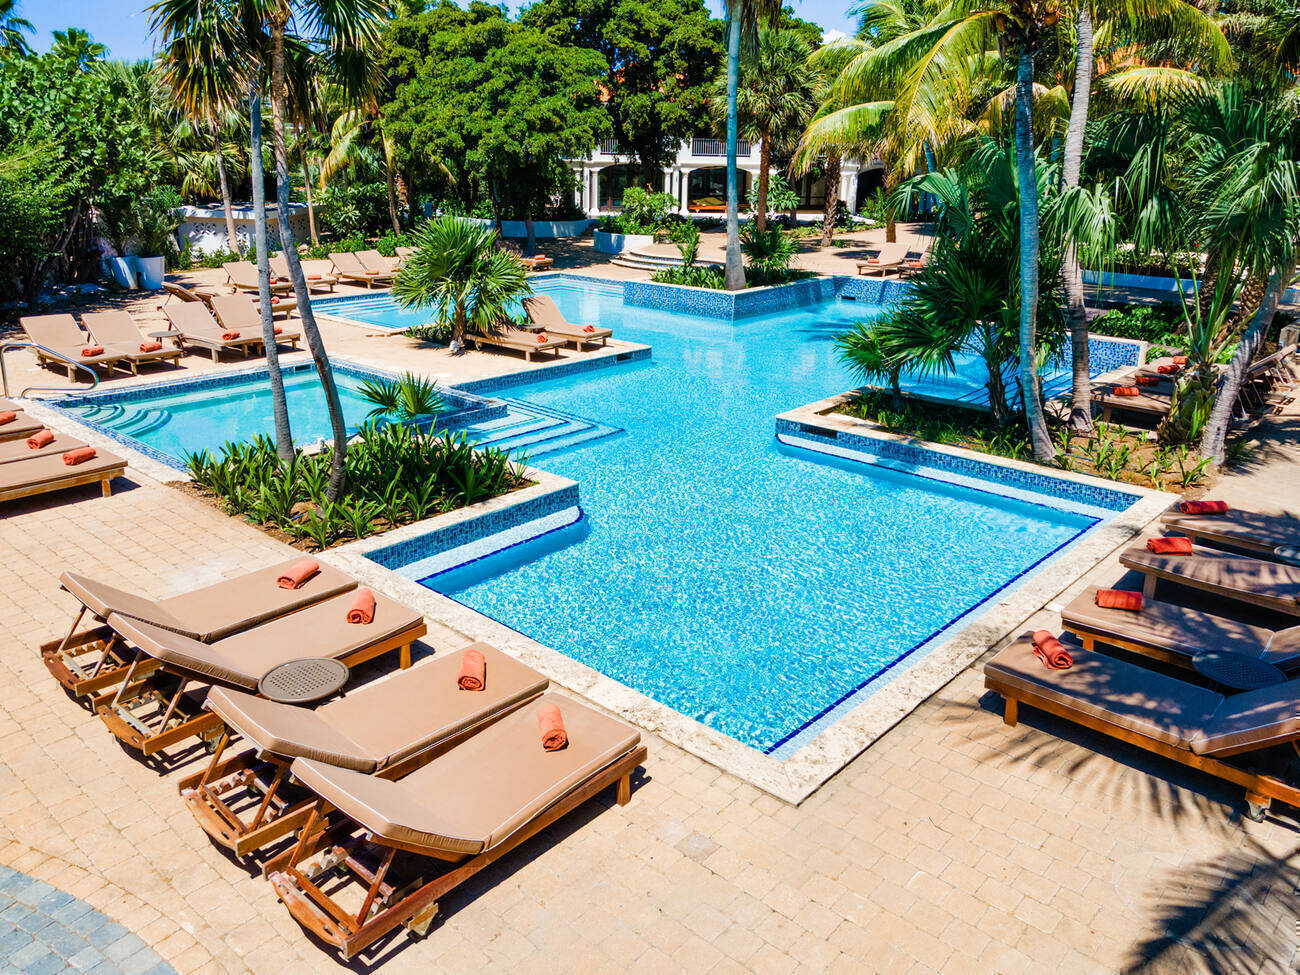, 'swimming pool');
376,278,1125,755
